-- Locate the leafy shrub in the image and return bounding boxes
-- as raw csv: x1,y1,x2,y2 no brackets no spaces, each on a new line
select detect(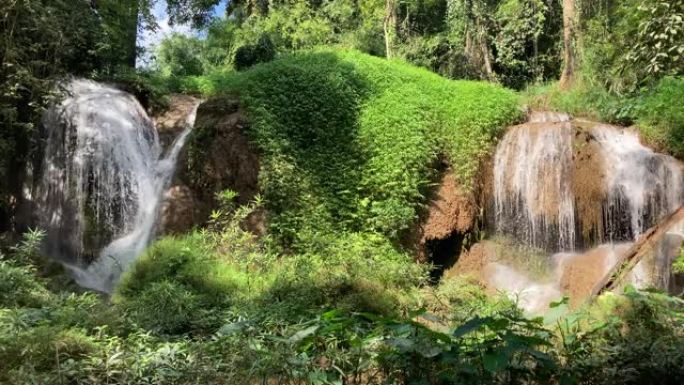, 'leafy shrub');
0,230,50,307
101,67,172,114
155,33,206,77
255,232,427,320
124,280,201,334
559,289,684,385
234,35,277,71
633,77,684,157
115,234,238,334
117,225,426,328
674,248,684,275
0,261,51,308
